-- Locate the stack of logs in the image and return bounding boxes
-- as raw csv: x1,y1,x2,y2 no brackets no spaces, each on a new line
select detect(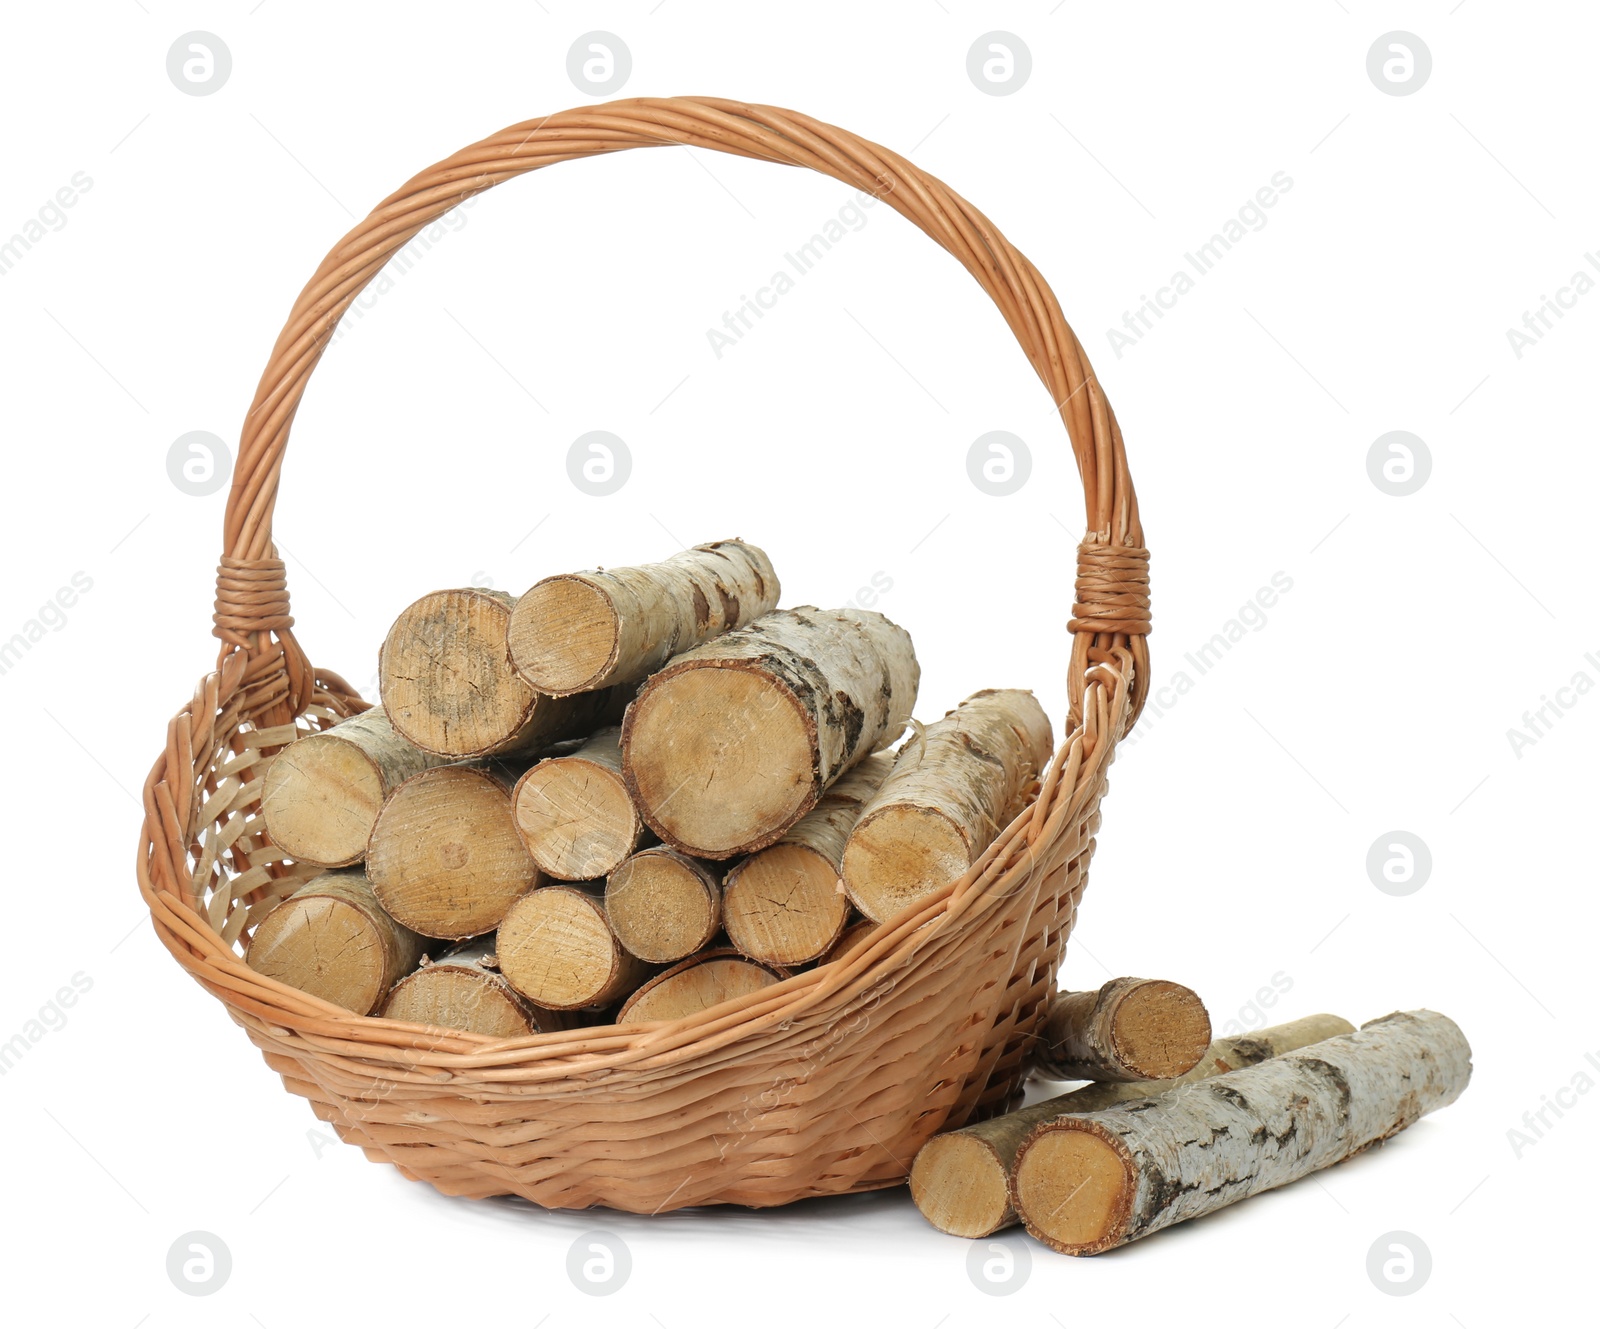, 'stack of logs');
251,537,1055,1035
911,978,1472,1255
